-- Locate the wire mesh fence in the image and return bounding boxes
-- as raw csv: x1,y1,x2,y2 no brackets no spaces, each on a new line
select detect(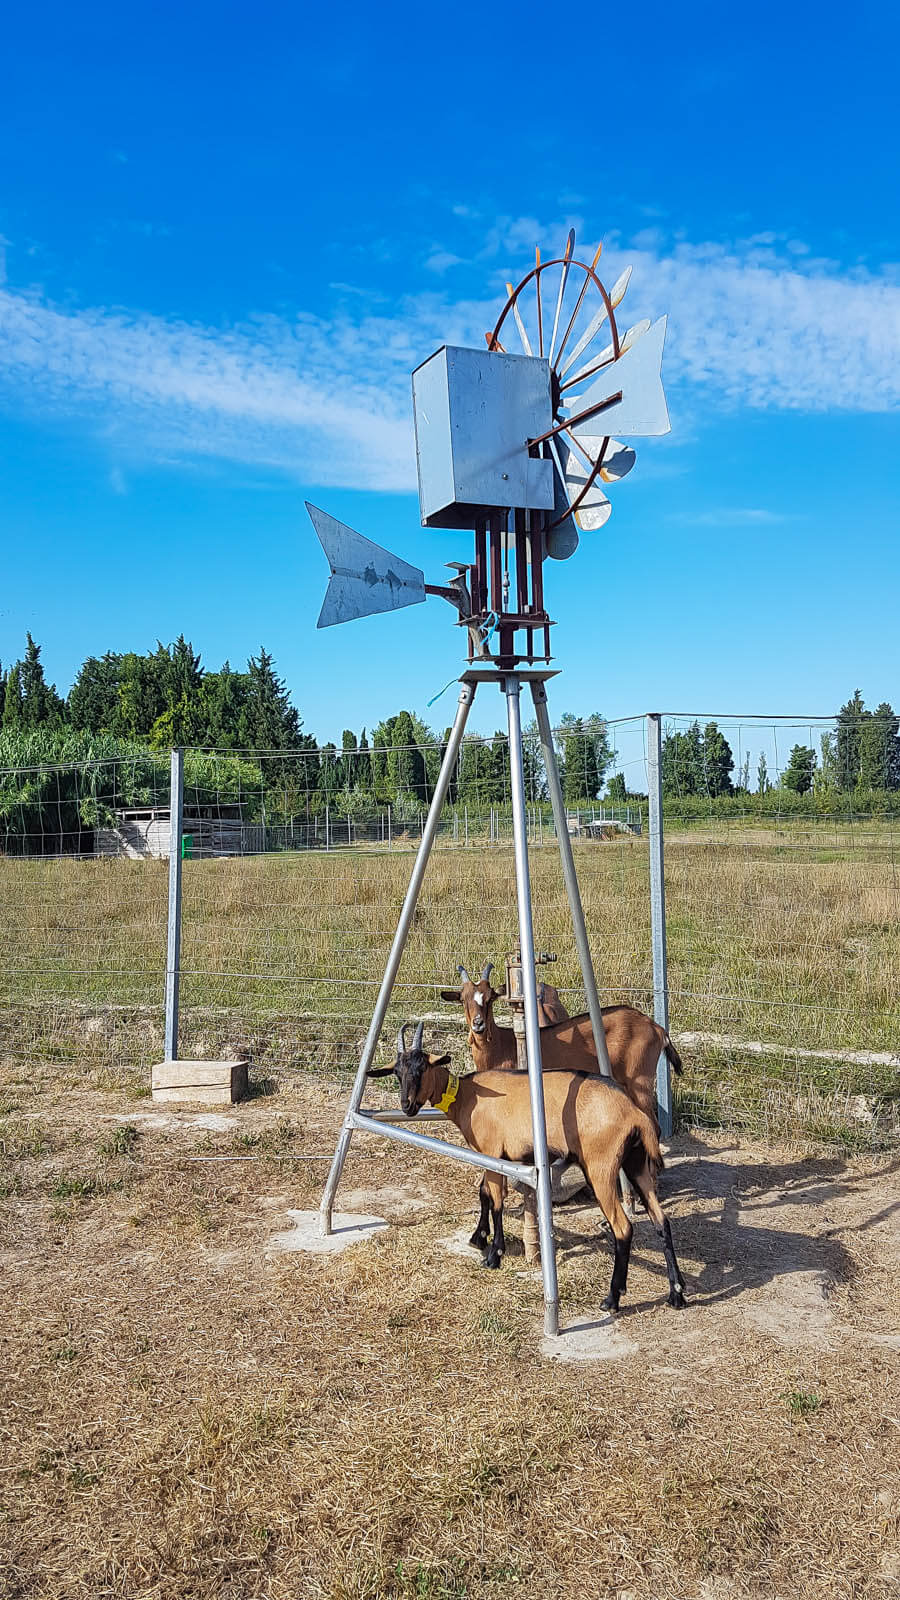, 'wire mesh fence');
1,712,898,1146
